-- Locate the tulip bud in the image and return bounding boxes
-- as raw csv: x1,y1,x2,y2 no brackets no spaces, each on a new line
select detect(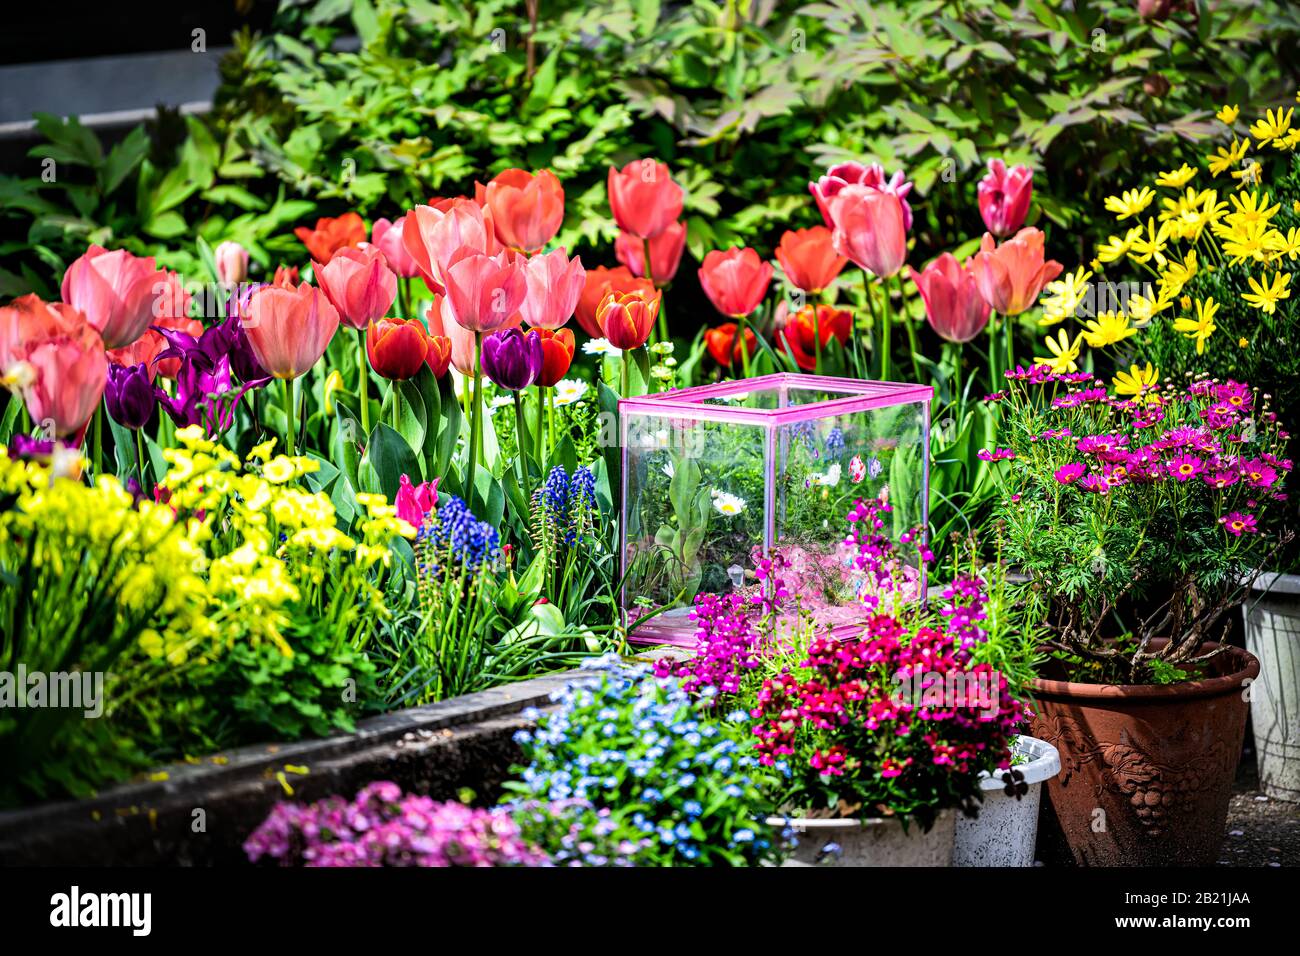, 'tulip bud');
215,241,250,285
105,362,156,430
367,317,429,381
481,327,543,391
